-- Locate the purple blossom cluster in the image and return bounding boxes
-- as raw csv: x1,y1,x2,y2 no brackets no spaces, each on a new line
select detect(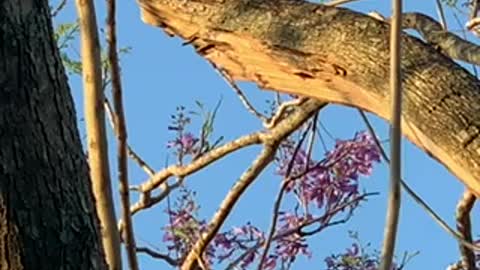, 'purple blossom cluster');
162,114,382,269
213,213,313,270
214,223,265,268
167,106,199,159
276,131,380,211
162,189,211,259
324,241,401,270
166,102,223,162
